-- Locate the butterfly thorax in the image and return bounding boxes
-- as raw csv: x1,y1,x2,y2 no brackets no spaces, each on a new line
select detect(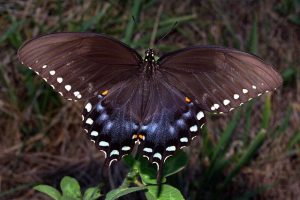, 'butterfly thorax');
143,49,158,77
